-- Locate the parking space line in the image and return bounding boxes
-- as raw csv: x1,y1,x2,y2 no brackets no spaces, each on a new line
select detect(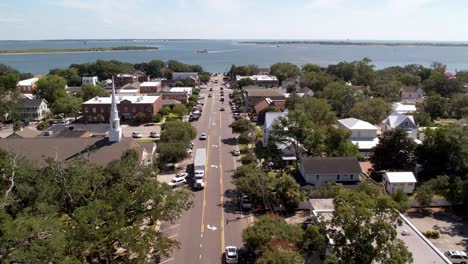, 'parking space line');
160,258,174,264
160,224,180,232
168,234,178,239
